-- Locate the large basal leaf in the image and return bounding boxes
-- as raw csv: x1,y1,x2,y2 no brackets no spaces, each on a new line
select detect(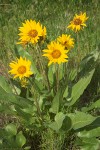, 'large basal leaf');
0,76,12,93
66,69,95,106
67,111,96,130
0,86,33,108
